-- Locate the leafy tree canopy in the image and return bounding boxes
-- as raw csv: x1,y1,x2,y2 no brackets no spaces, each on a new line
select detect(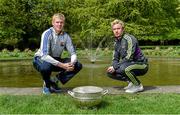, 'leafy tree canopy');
0,0,179,49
